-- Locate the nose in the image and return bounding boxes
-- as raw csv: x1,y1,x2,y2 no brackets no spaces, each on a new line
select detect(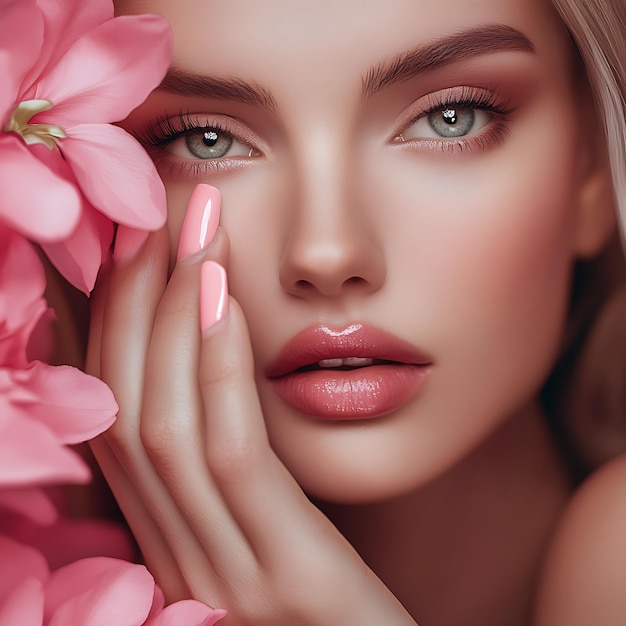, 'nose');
278,155,386,299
